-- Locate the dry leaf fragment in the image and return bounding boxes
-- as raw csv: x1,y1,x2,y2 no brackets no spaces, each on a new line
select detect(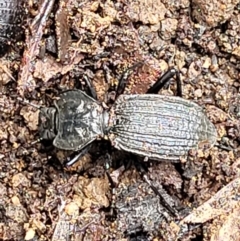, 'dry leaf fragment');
182,178,240,224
